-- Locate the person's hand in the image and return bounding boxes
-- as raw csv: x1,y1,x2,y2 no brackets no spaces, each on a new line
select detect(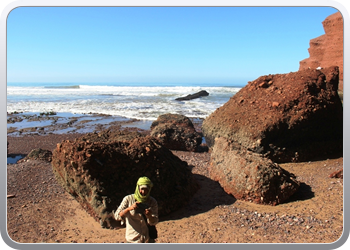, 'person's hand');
144,208,151,217
129,202,140,211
